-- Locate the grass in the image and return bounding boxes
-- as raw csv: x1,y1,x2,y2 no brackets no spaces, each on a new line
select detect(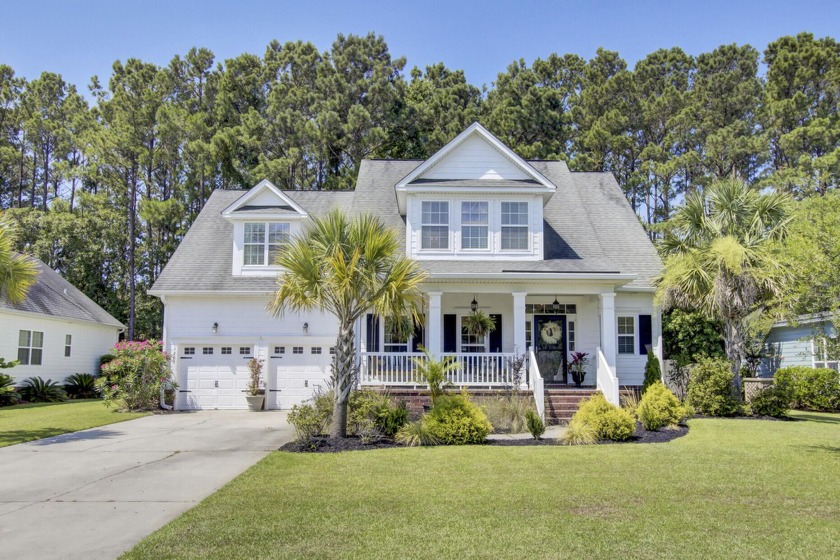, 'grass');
124,411,840,560
0,400,148,447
